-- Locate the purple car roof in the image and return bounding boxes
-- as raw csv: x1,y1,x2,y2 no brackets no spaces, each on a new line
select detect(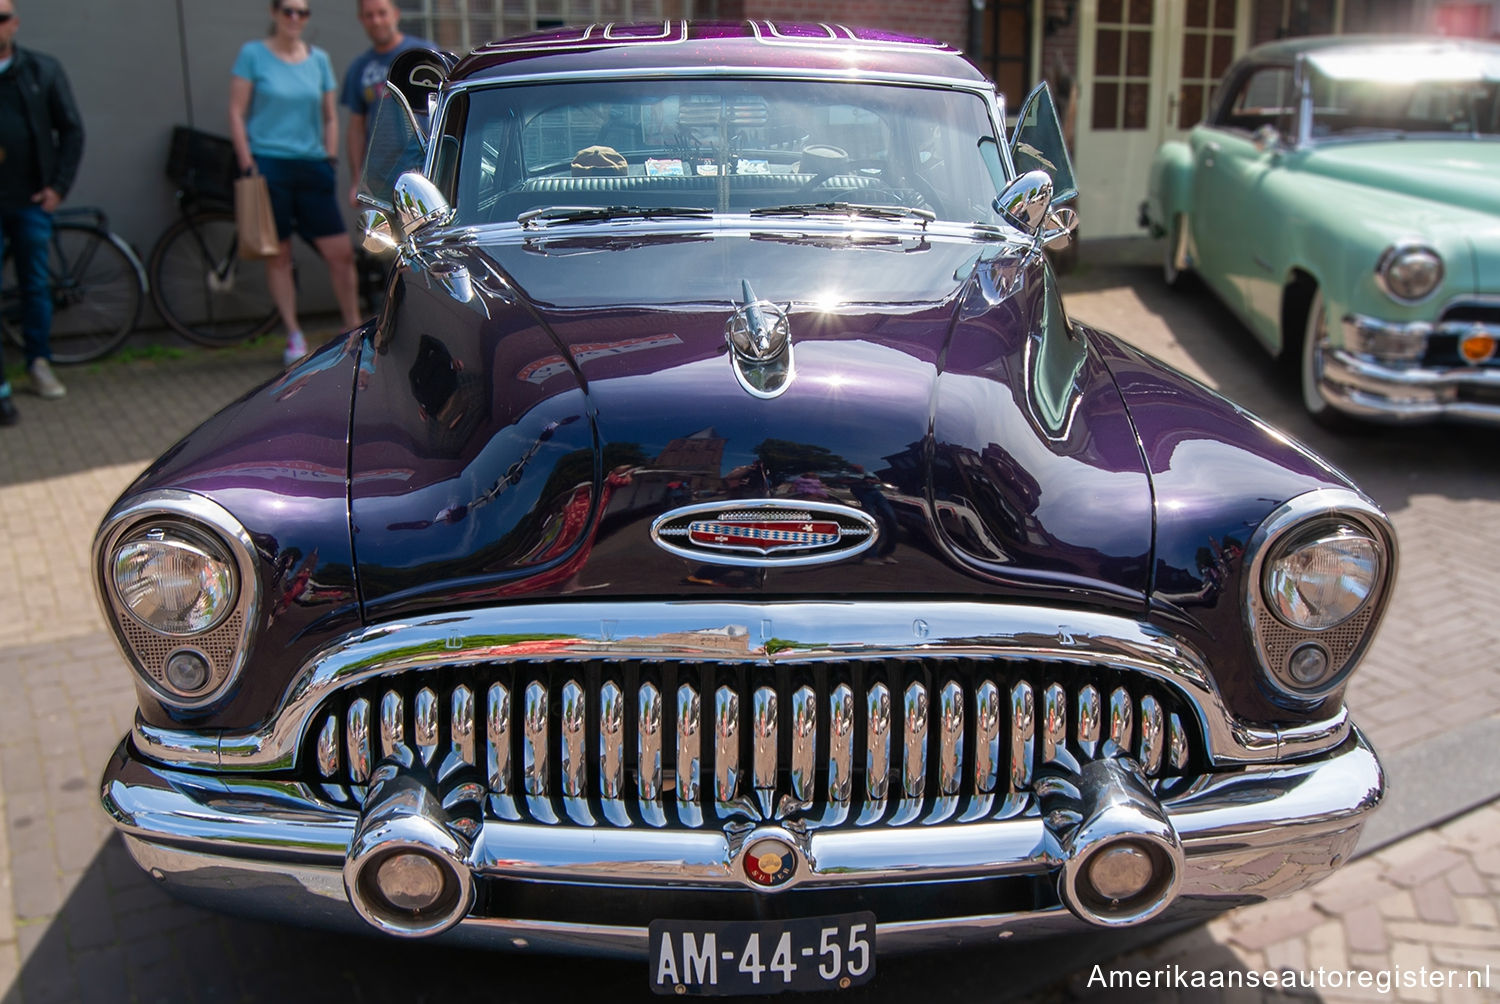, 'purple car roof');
450,20,988,85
